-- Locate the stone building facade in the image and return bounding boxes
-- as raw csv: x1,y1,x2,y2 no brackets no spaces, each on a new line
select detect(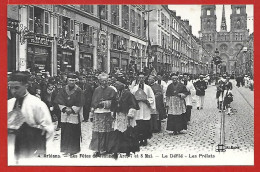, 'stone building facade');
200,5,249,74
